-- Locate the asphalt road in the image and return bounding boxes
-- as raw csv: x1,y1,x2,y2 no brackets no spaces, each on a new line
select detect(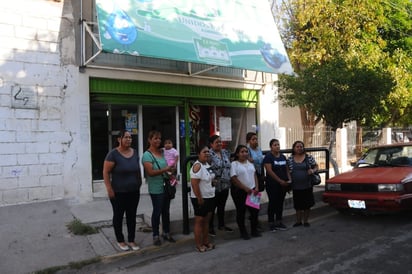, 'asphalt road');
65,206,412,274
